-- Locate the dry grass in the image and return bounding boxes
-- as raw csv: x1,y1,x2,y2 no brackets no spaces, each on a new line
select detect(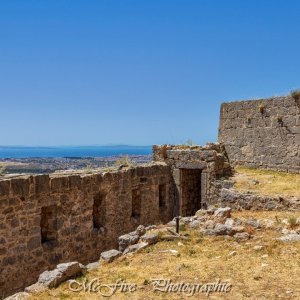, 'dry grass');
233,166,300,198
30,211,300,300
